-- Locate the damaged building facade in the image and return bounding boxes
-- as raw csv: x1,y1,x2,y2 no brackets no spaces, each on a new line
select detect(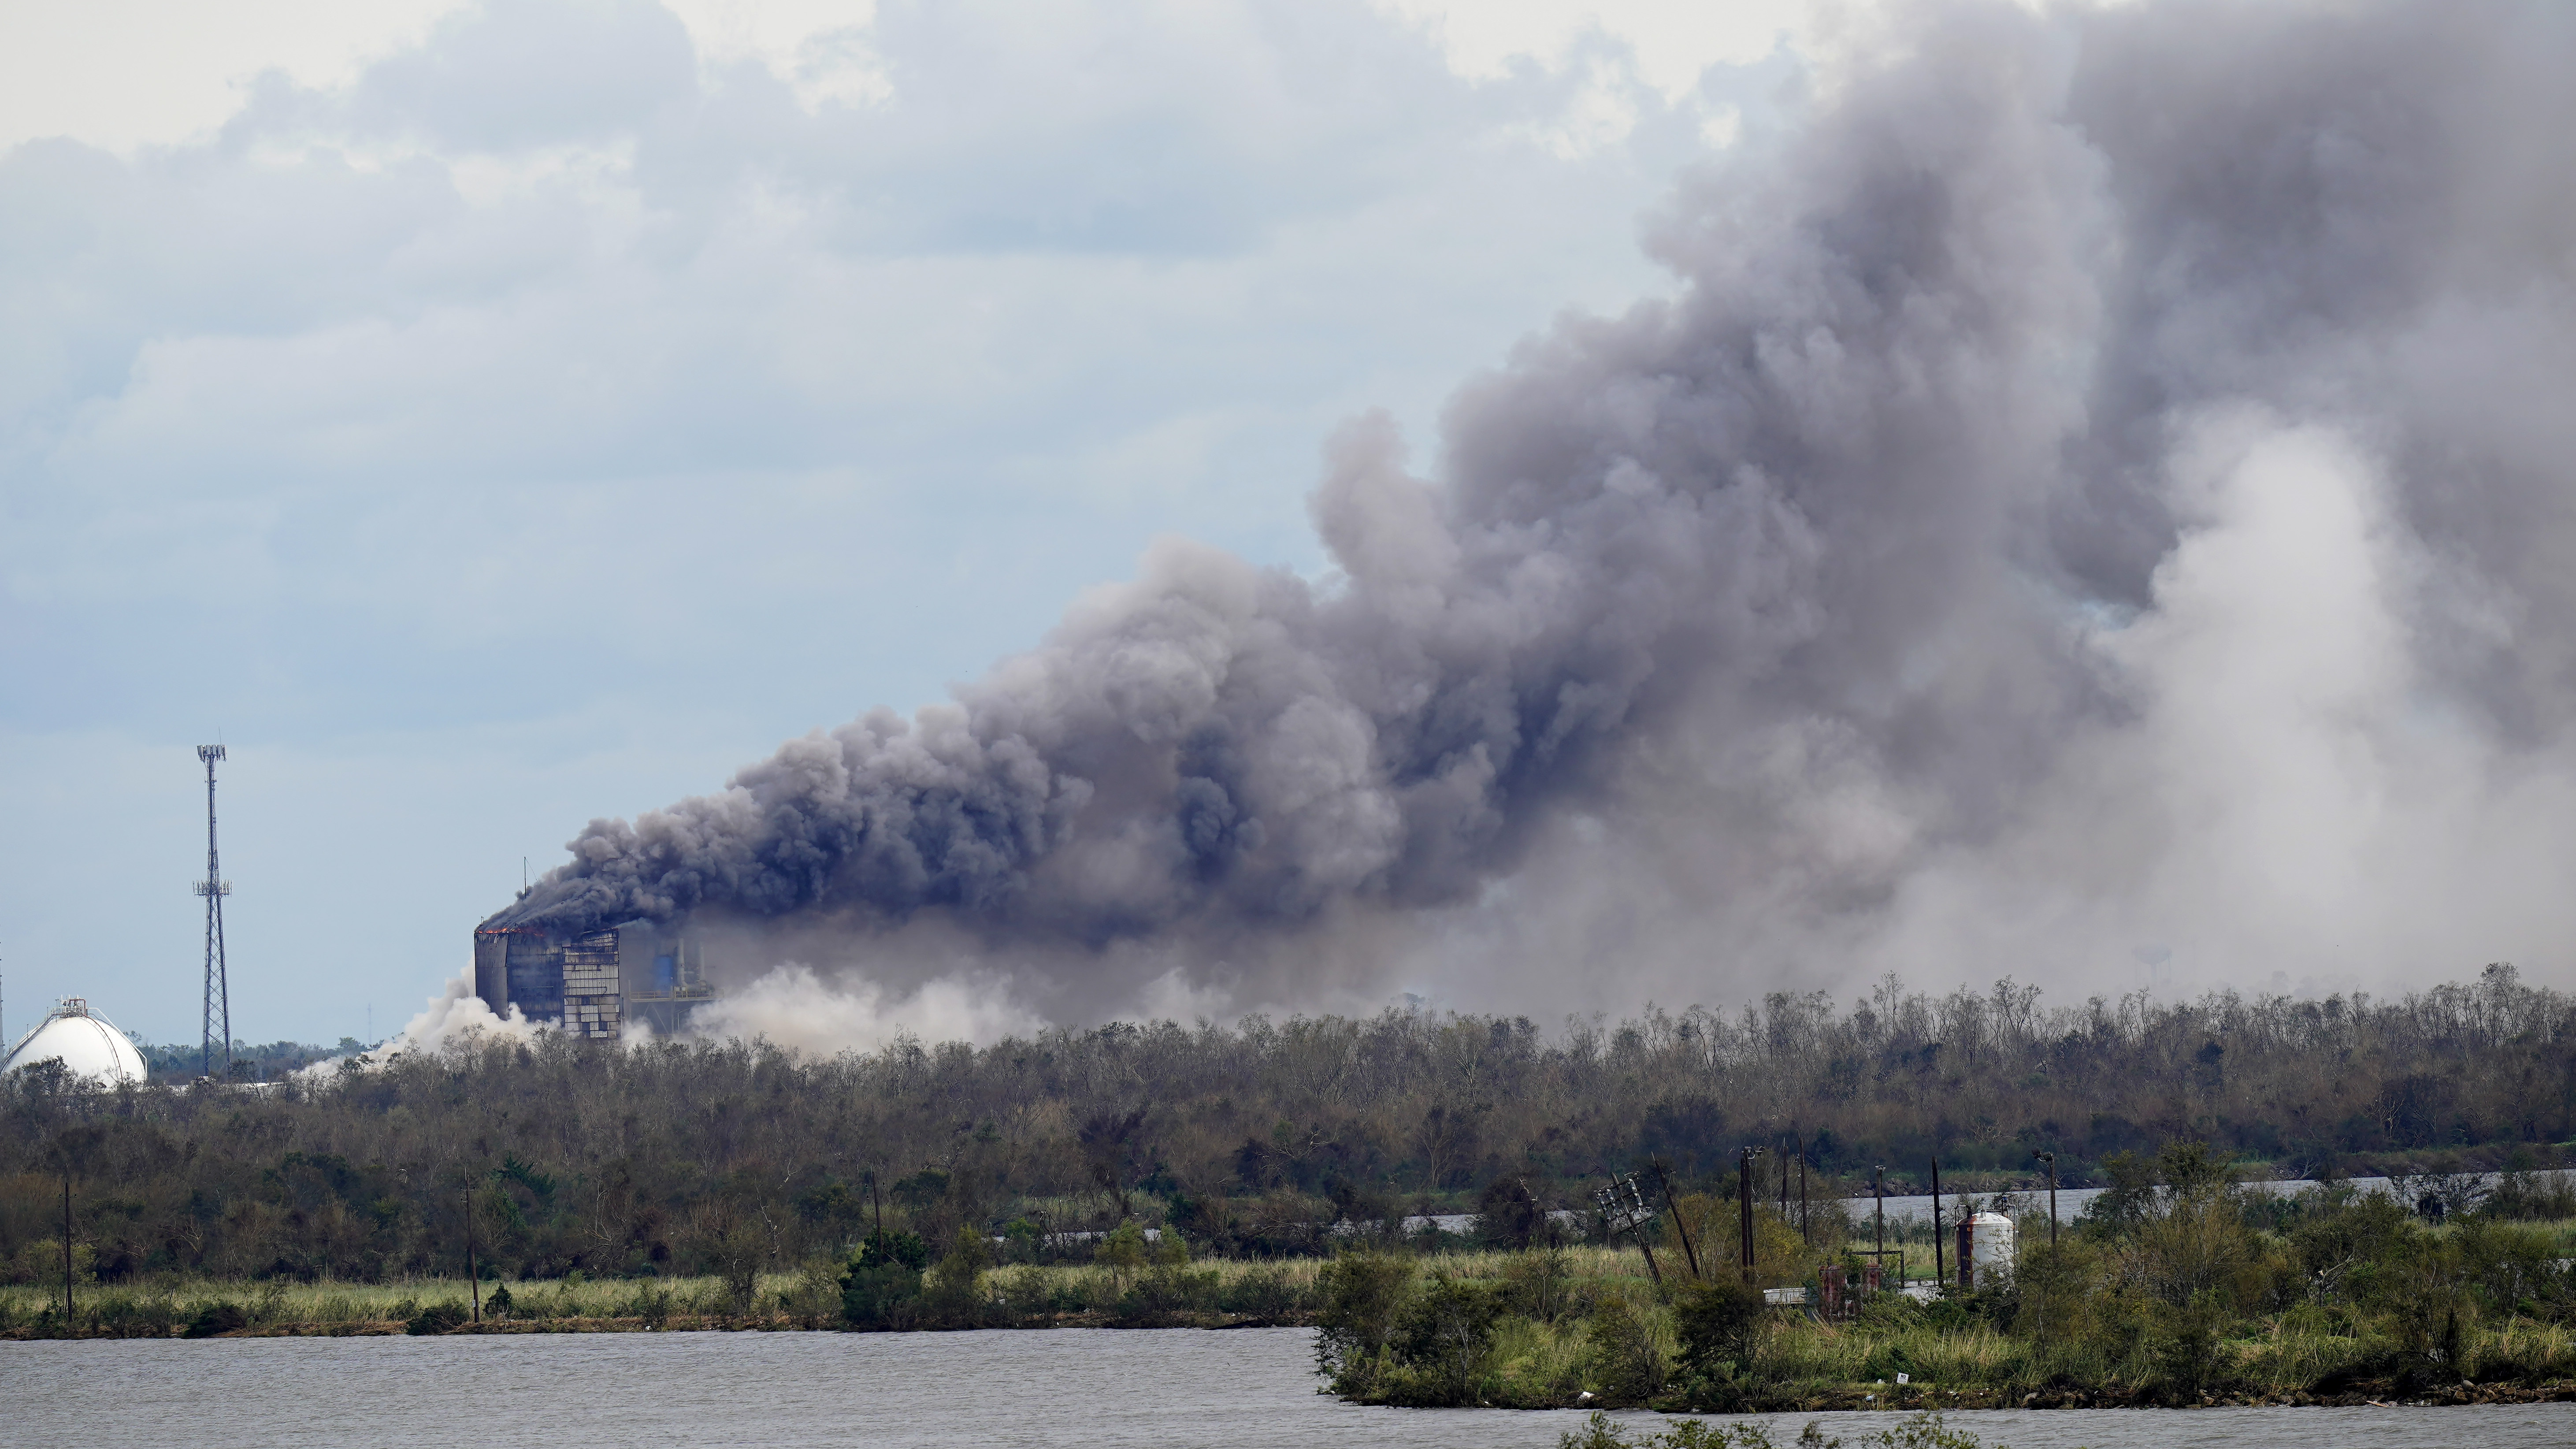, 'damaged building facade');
472,917,712,1041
